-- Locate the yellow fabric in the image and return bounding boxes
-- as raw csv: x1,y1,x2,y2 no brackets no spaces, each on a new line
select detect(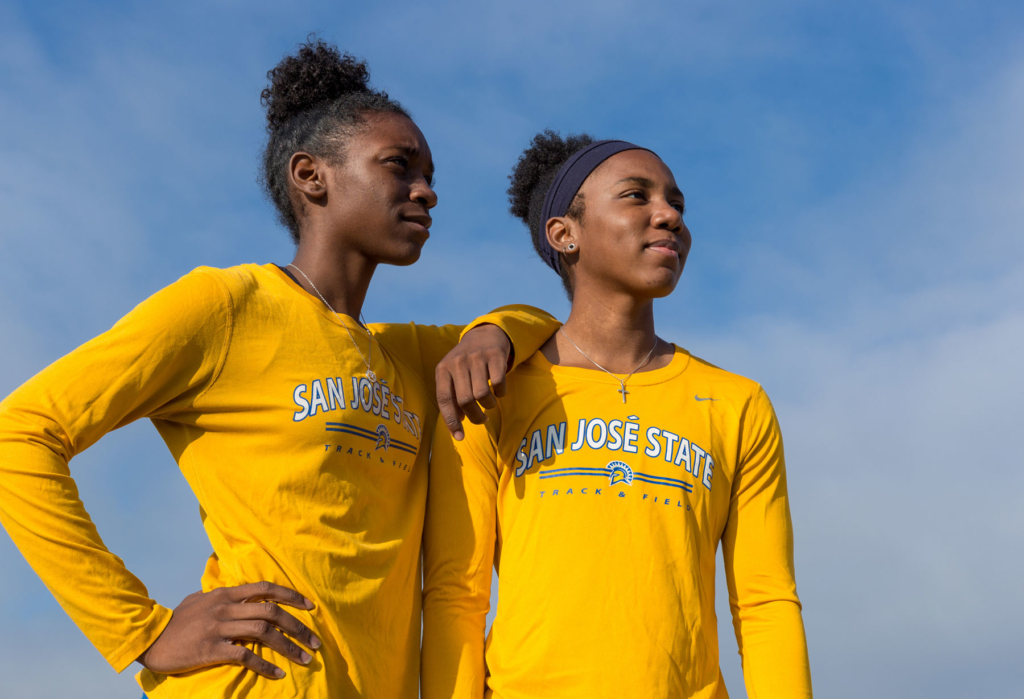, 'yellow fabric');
0,263,559,698
422,346,812,699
